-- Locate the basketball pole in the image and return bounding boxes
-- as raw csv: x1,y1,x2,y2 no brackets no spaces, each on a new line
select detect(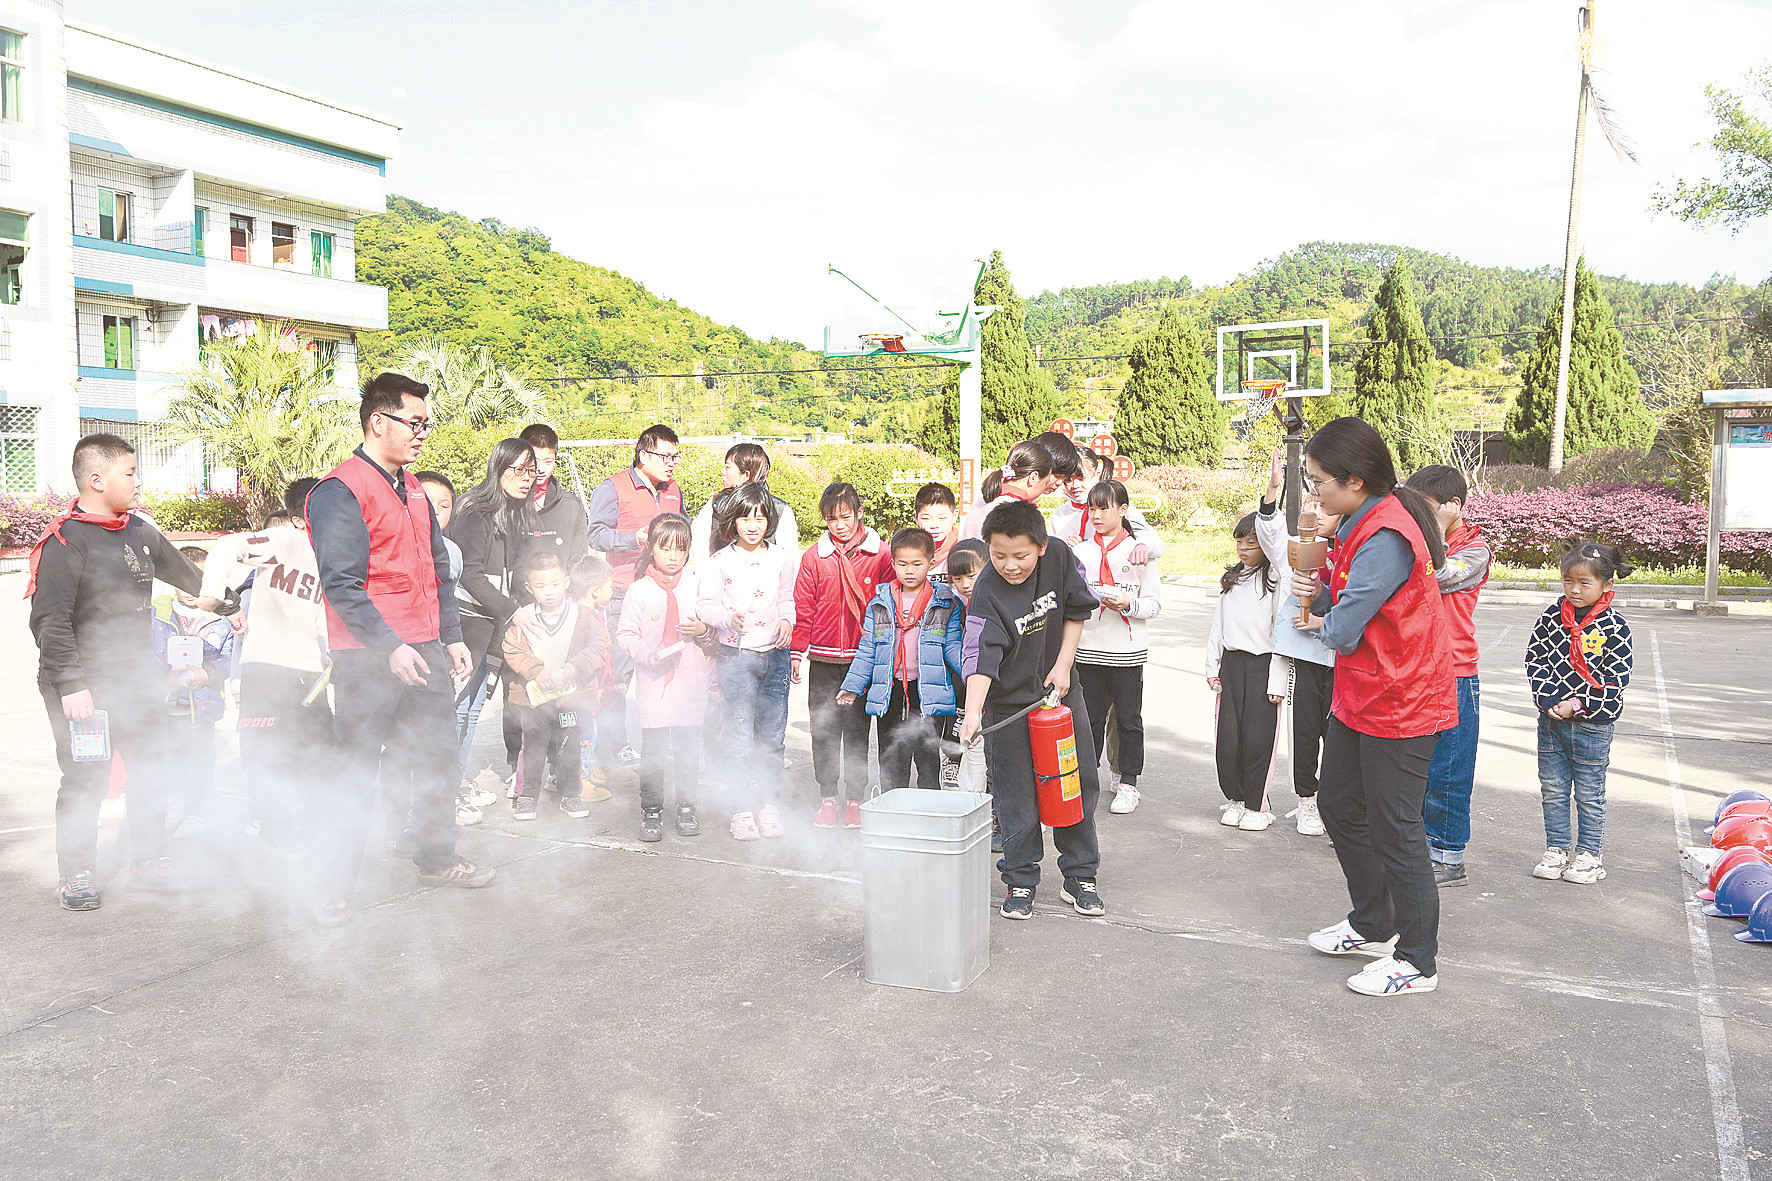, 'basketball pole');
957,304,995,506
1283,396,1307,535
